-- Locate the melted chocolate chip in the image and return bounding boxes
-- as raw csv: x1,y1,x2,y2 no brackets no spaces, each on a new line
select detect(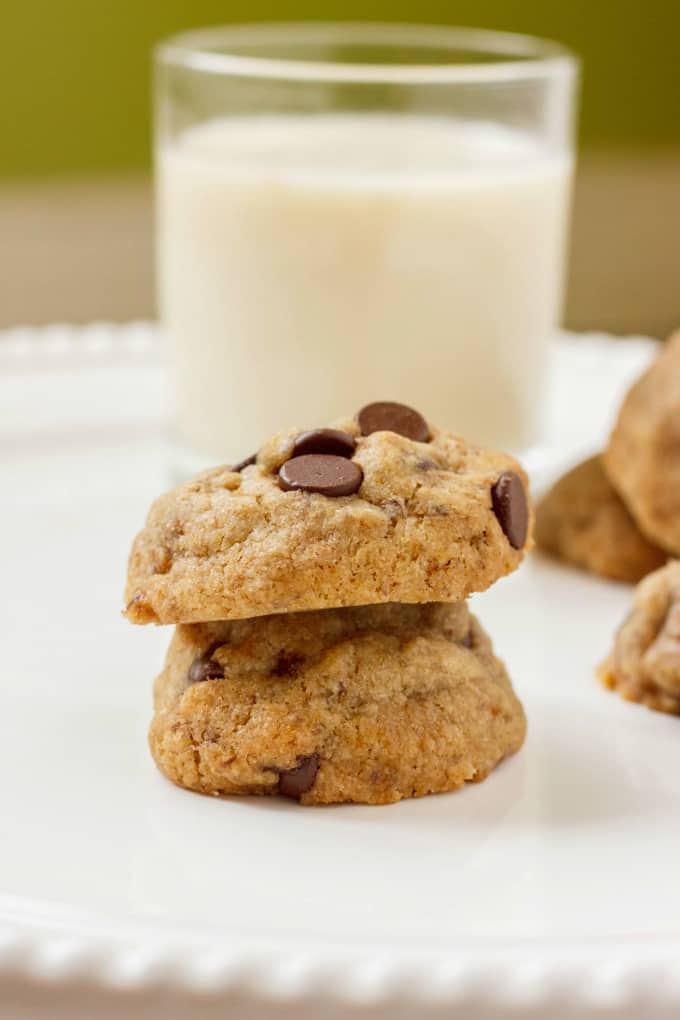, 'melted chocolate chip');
273,651,304,677
277,754,320,799
357,401,430,442
232,453,257,472
293,428,356,459
187,642,226,684
279,454,363,497
491,472,528,550
188,658,224,684
460,631,473,649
